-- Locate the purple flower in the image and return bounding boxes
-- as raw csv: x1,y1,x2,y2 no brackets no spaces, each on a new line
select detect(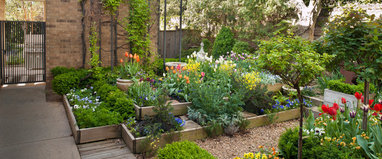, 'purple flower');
175,118,185,127
350,111,356,118
340,107,345,113
361,106,369,113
